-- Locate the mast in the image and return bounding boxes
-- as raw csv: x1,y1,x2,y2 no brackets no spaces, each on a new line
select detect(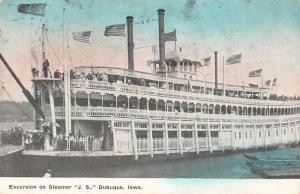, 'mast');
41,23,46,63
